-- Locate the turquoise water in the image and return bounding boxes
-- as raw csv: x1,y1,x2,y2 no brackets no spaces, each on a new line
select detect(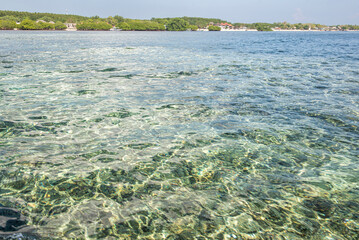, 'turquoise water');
0,31,358,239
